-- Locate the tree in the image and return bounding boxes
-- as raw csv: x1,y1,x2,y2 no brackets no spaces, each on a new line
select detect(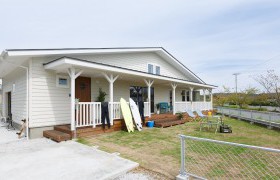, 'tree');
213,86,231,106
254,70,280,107
229,87,258,108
